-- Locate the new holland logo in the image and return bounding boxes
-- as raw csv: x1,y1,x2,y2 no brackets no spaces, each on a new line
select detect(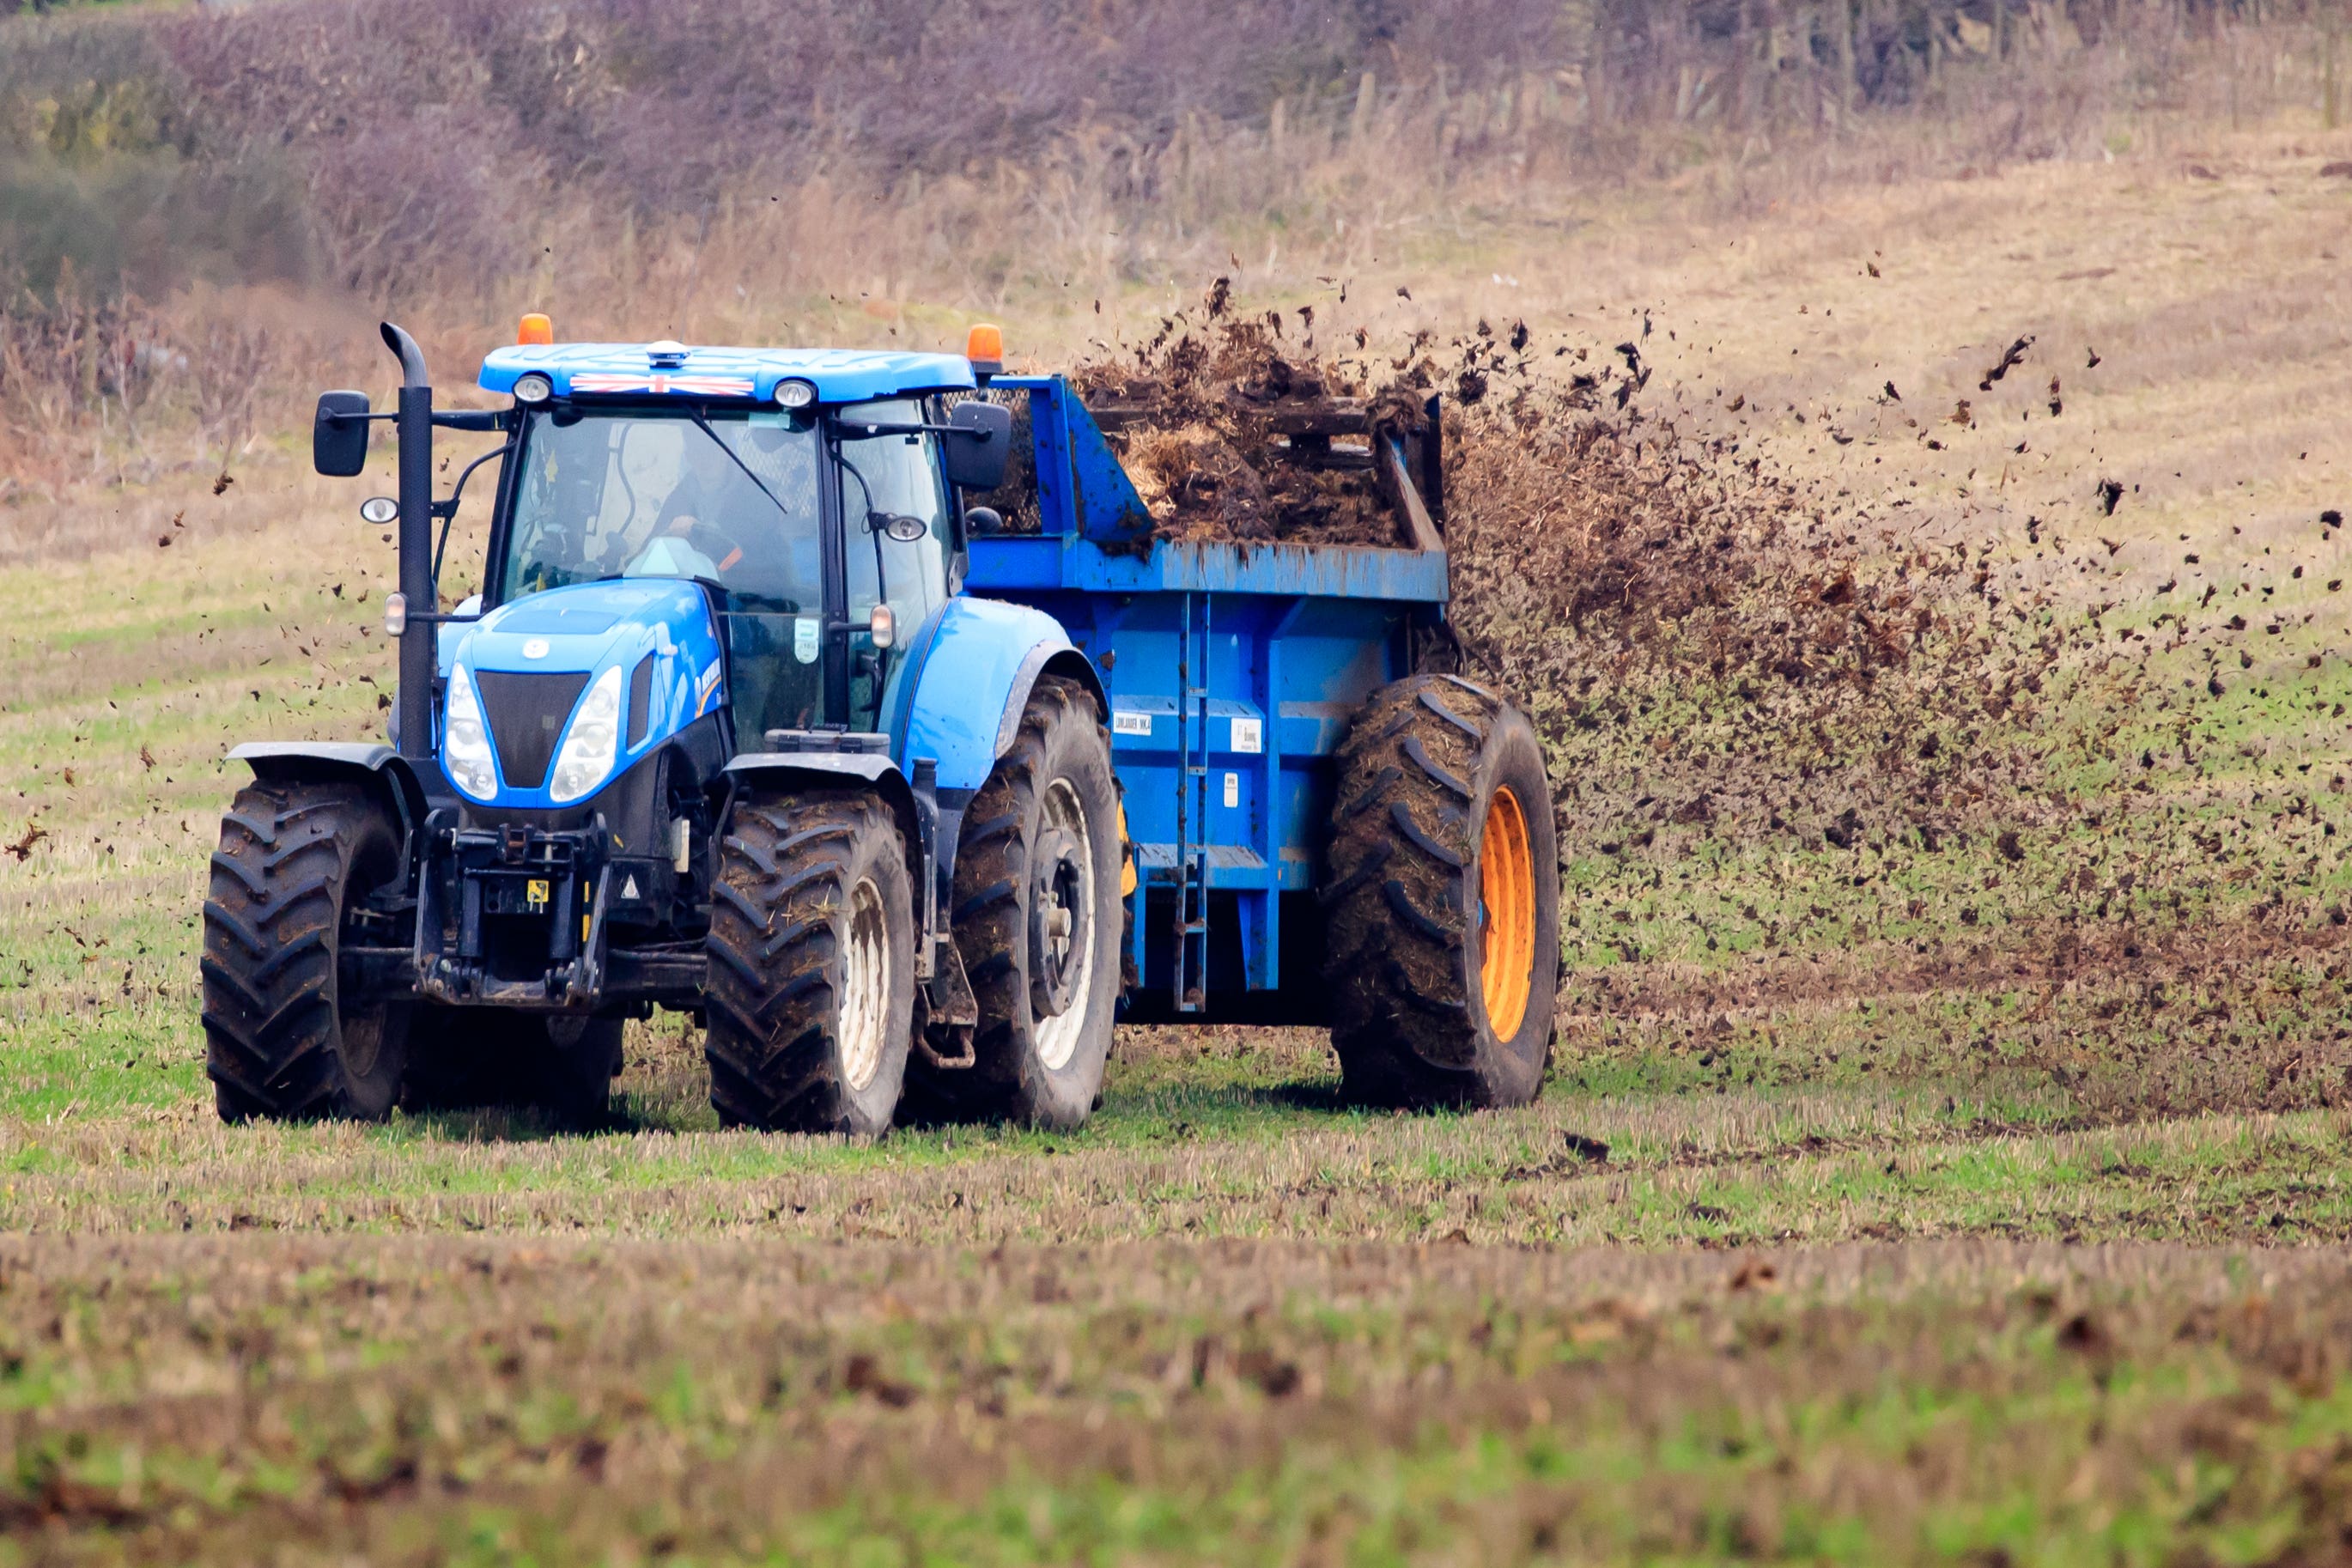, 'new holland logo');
694,660,723,714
